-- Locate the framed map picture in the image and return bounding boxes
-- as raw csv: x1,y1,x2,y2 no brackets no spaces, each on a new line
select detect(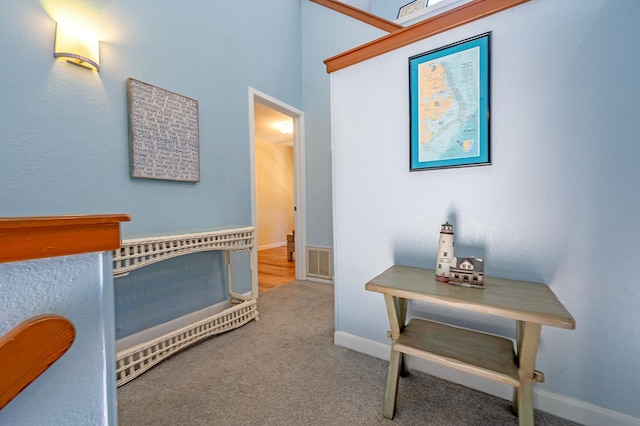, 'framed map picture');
409,33,490,171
